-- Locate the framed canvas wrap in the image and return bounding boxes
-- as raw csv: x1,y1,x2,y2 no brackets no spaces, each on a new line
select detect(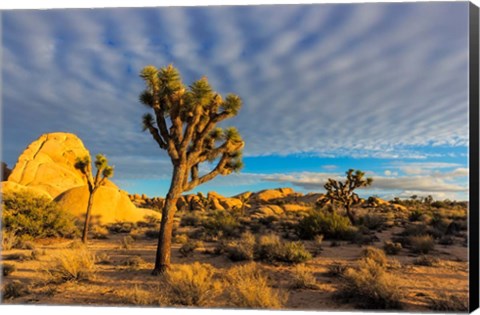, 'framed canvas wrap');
0,1,479,313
